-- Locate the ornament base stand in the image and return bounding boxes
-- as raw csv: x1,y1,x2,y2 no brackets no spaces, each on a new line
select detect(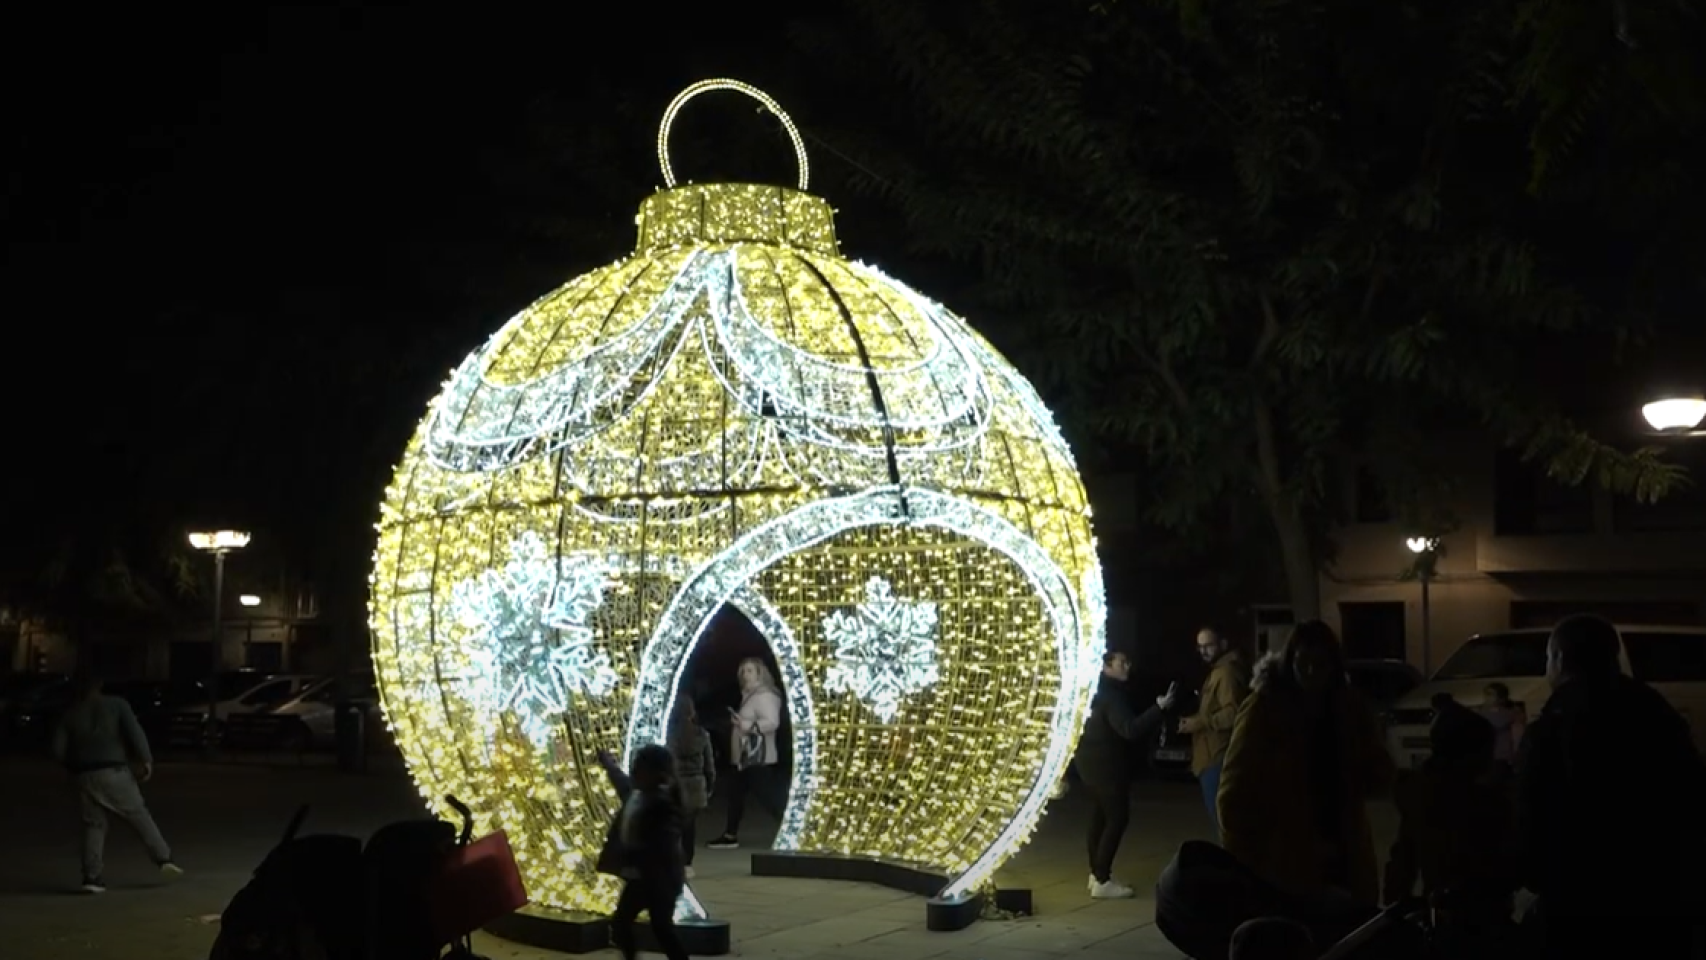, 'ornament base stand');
486,905,731,955
750,851,1033,931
